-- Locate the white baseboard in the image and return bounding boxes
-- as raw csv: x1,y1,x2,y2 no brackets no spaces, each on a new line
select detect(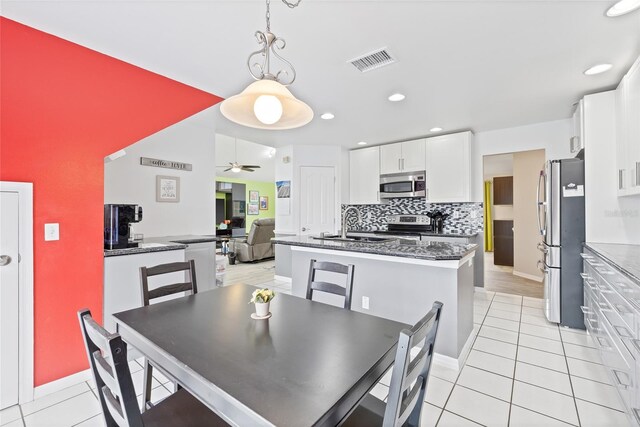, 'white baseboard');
433,332,474,372
513,270,543,282
33,369,92,400
274,275,292,283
